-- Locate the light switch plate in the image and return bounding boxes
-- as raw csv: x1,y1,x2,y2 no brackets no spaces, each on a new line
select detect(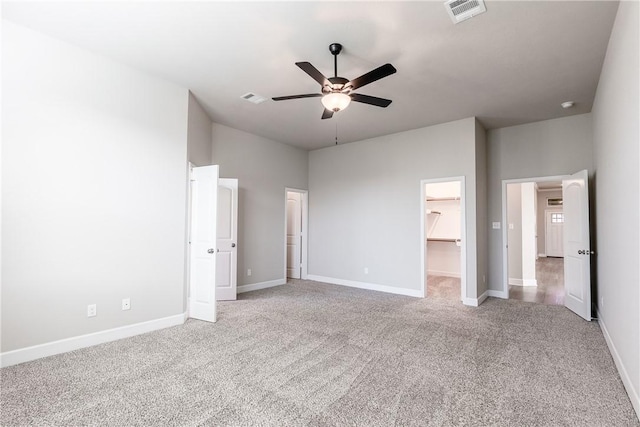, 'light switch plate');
492,222,501,229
